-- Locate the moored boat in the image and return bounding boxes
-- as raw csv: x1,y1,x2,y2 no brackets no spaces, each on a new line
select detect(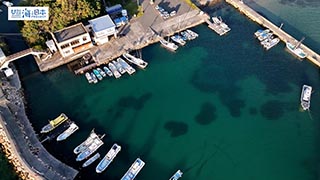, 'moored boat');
56,122,79,141
263,37,280,50
170,35,186,46
108,62,121,79
180,31,192,41
117,58,136,75
41,113,68,133
85,72,93,83
113,60,126,74
73,129,99,154
82,153,101,168
122,53,148,69
300,85,312,111
93,69,103,80
97,68,106,77
76,135,105,161
90,72,98,84
120,158,145,180
211,16,231,35
103,66,113,77
169,170,183,180
286,41,307,59
96,143,121,173
254,29,270,38
258,32,273,41
159,38,178,51
186,29,198,39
